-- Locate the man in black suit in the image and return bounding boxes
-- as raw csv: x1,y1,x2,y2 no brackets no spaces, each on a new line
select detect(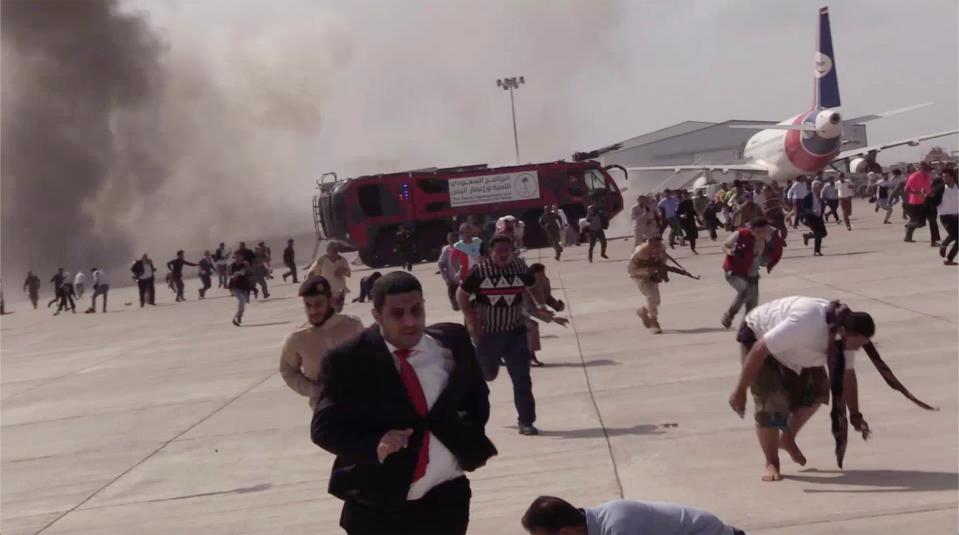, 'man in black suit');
312,271,496,535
